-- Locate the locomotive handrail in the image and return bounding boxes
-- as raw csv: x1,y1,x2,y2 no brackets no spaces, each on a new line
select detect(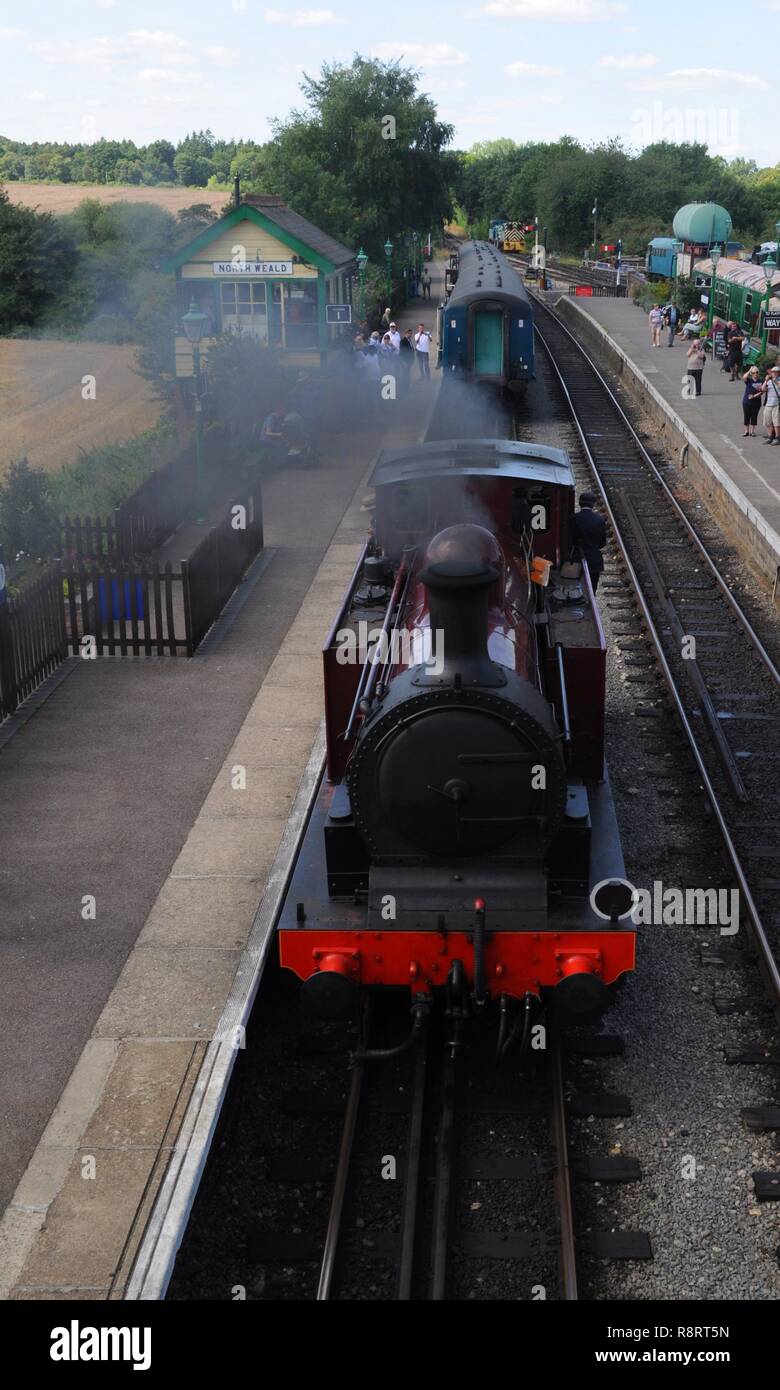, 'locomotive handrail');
555,642,572,746
343,554,411,739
